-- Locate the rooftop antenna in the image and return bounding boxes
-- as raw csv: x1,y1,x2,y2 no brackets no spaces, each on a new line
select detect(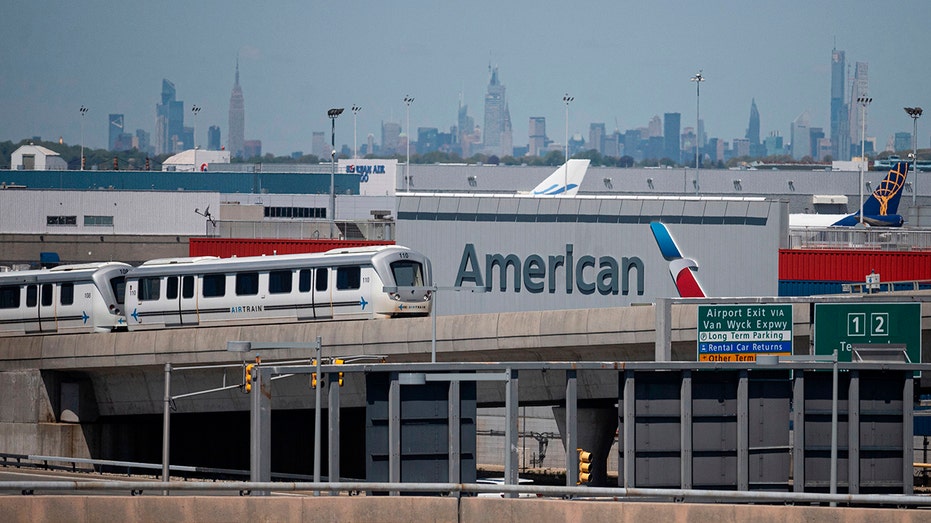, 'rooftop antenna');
194,206,217,227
